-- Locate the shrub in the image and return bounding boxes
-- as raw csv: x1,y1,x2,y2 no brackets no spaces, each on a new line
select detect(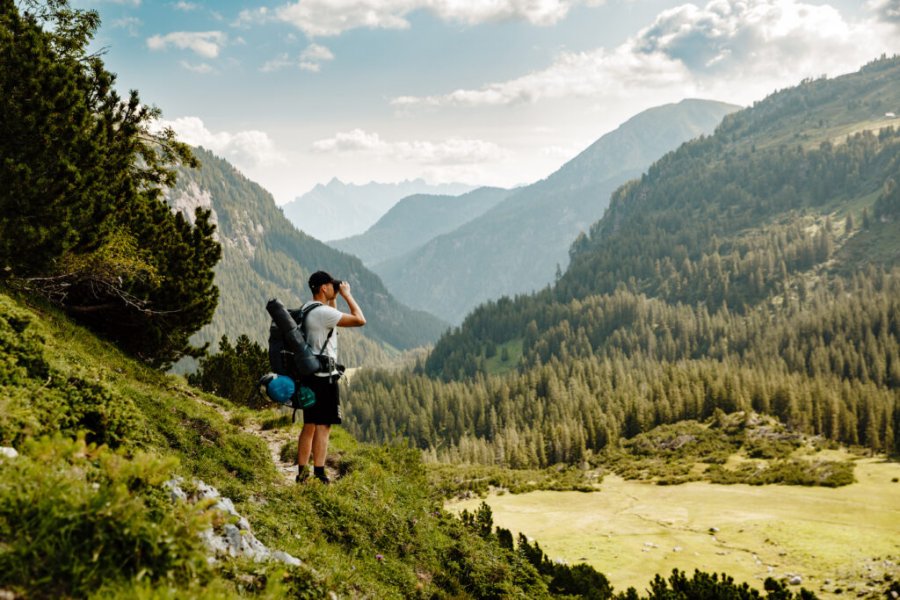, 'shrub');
0,437,213,598
188,335,269,407
617,569,819,599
